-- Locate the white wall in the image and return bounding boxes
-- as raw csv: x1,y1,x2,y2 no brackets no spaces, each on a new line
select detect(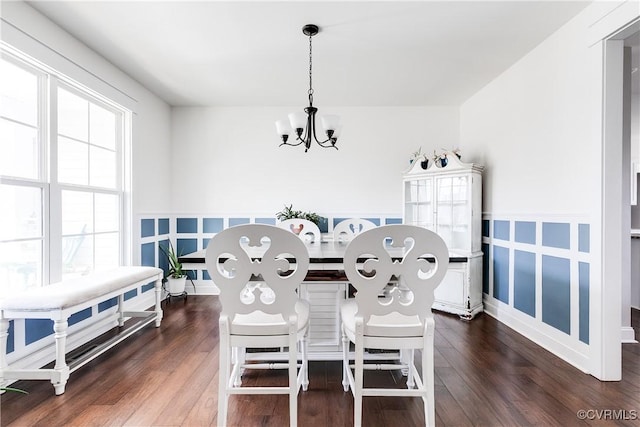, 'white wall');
459,14,600,216
171,106,459,217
